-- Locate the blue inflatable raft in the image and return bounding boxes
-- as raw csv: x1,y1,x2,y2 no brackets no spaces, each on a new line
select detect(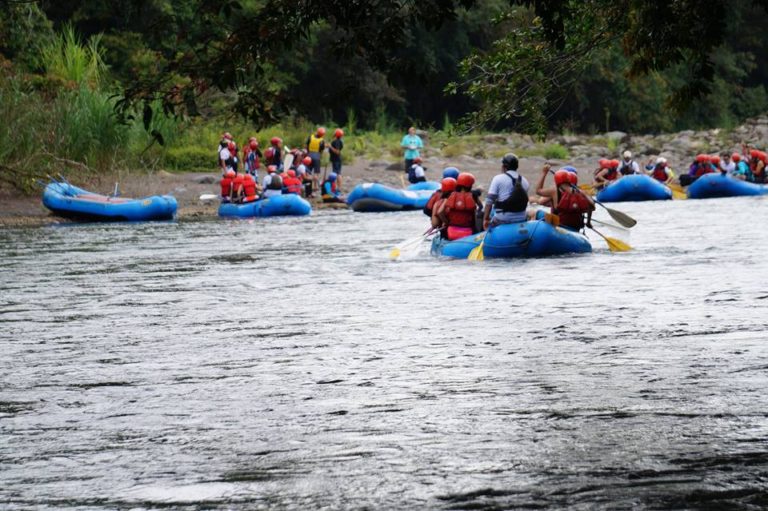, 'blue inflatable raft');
686,173,768,199
596,174,672,202
347,183,436,212
43,182,177,222
431,220,592,259
406,181,441,191
218,194,312,218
